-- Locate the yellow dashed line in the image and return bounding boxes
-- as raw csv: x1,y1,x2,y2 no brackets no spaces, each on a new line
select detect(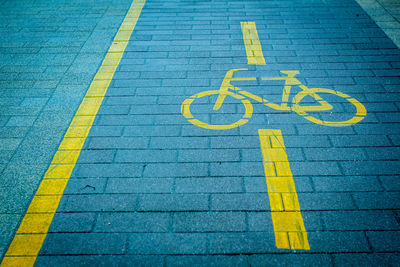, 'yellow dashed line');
1,0,146,266
241,21,266,65
258,129,310,250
